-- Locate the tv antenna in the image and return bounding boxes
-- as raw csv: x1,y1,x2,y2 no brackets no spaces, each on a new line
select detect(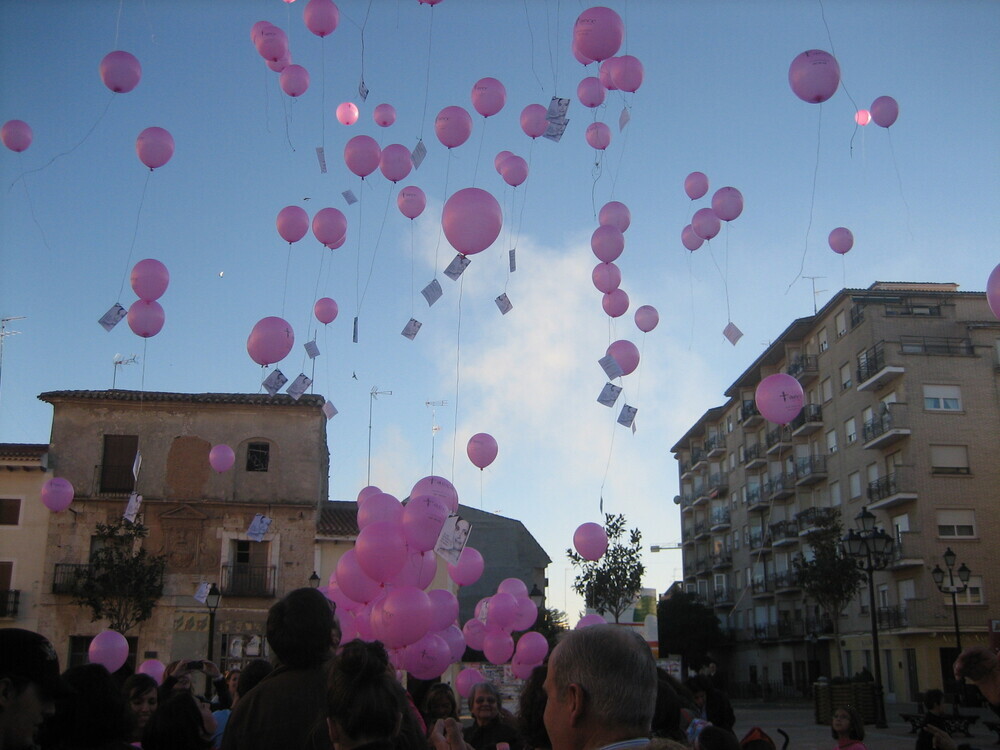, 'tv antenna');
0,316,26,418
802,276,827,315
425,400,447,474
112,353,139,389
367,386,392,485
